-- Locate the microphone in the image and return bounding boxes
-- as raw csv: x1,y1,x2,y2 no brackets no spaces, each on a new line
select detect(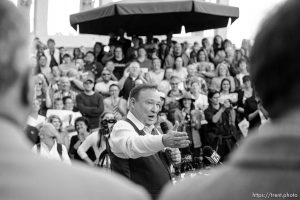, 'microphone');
160,121,169,134
203,146,222,165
